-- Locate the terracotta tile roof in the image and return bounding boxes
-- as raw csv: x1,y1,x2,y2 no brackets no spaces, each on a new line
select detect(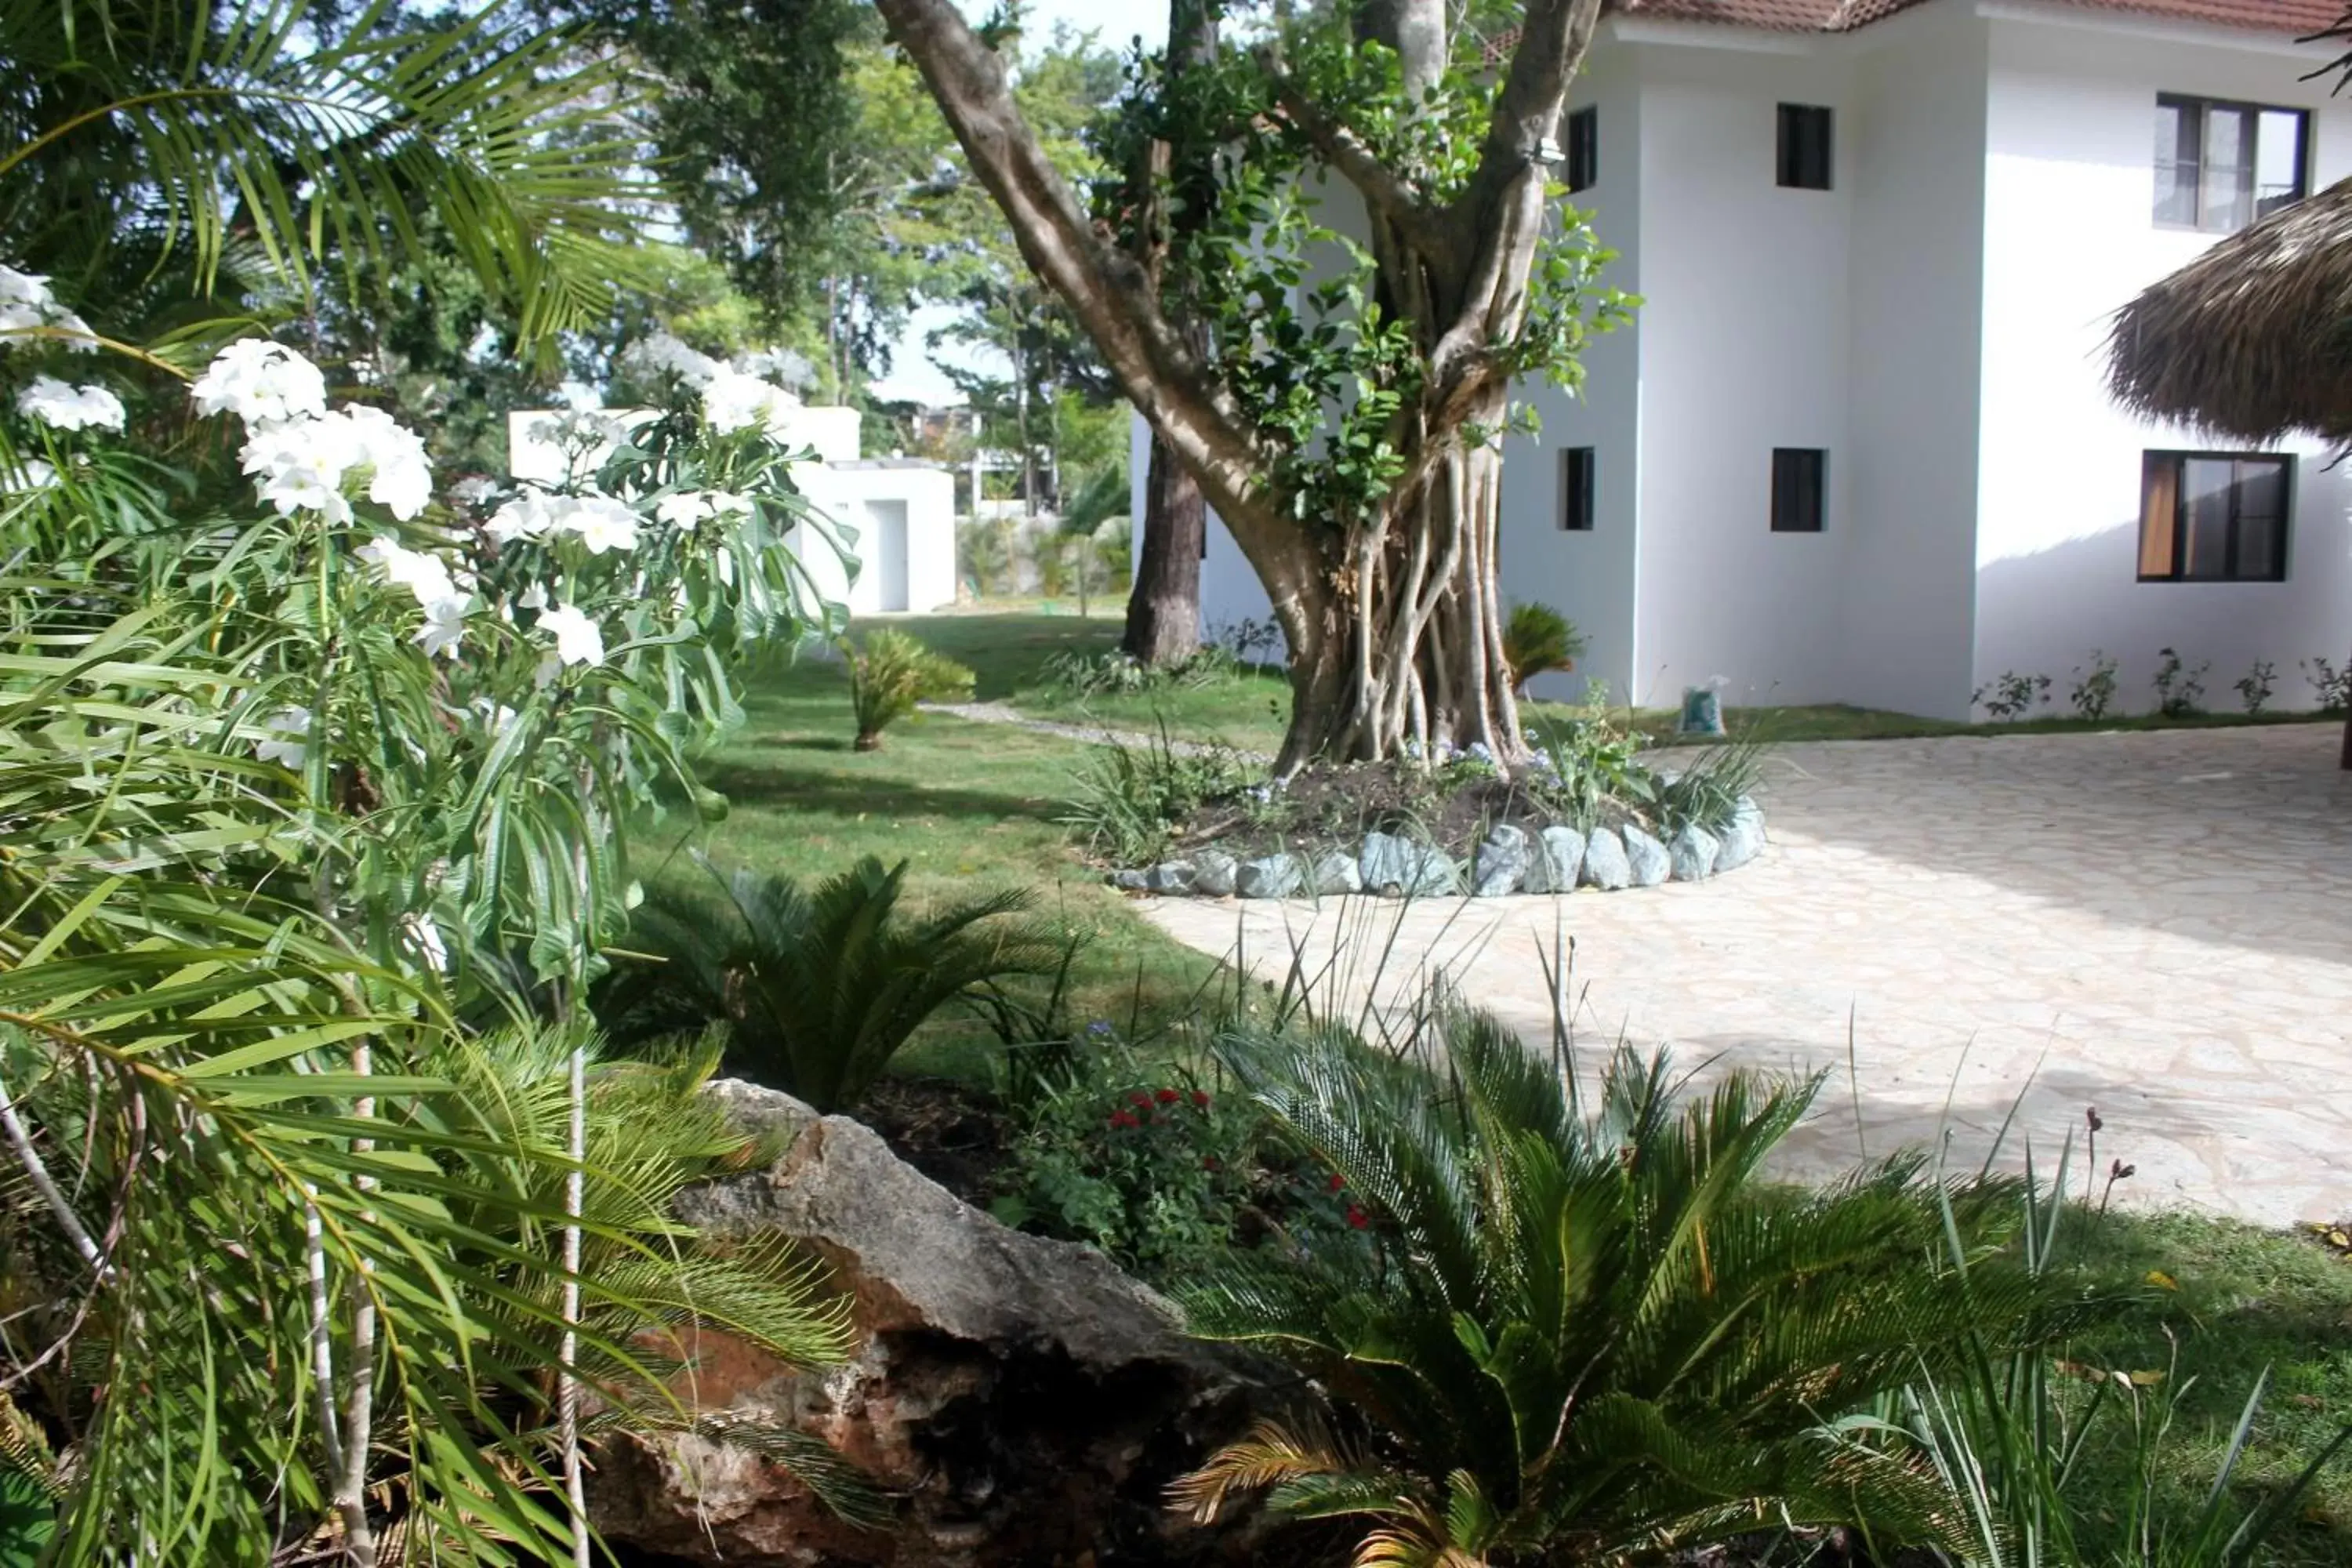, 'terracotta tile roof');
1481,0,2345,38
